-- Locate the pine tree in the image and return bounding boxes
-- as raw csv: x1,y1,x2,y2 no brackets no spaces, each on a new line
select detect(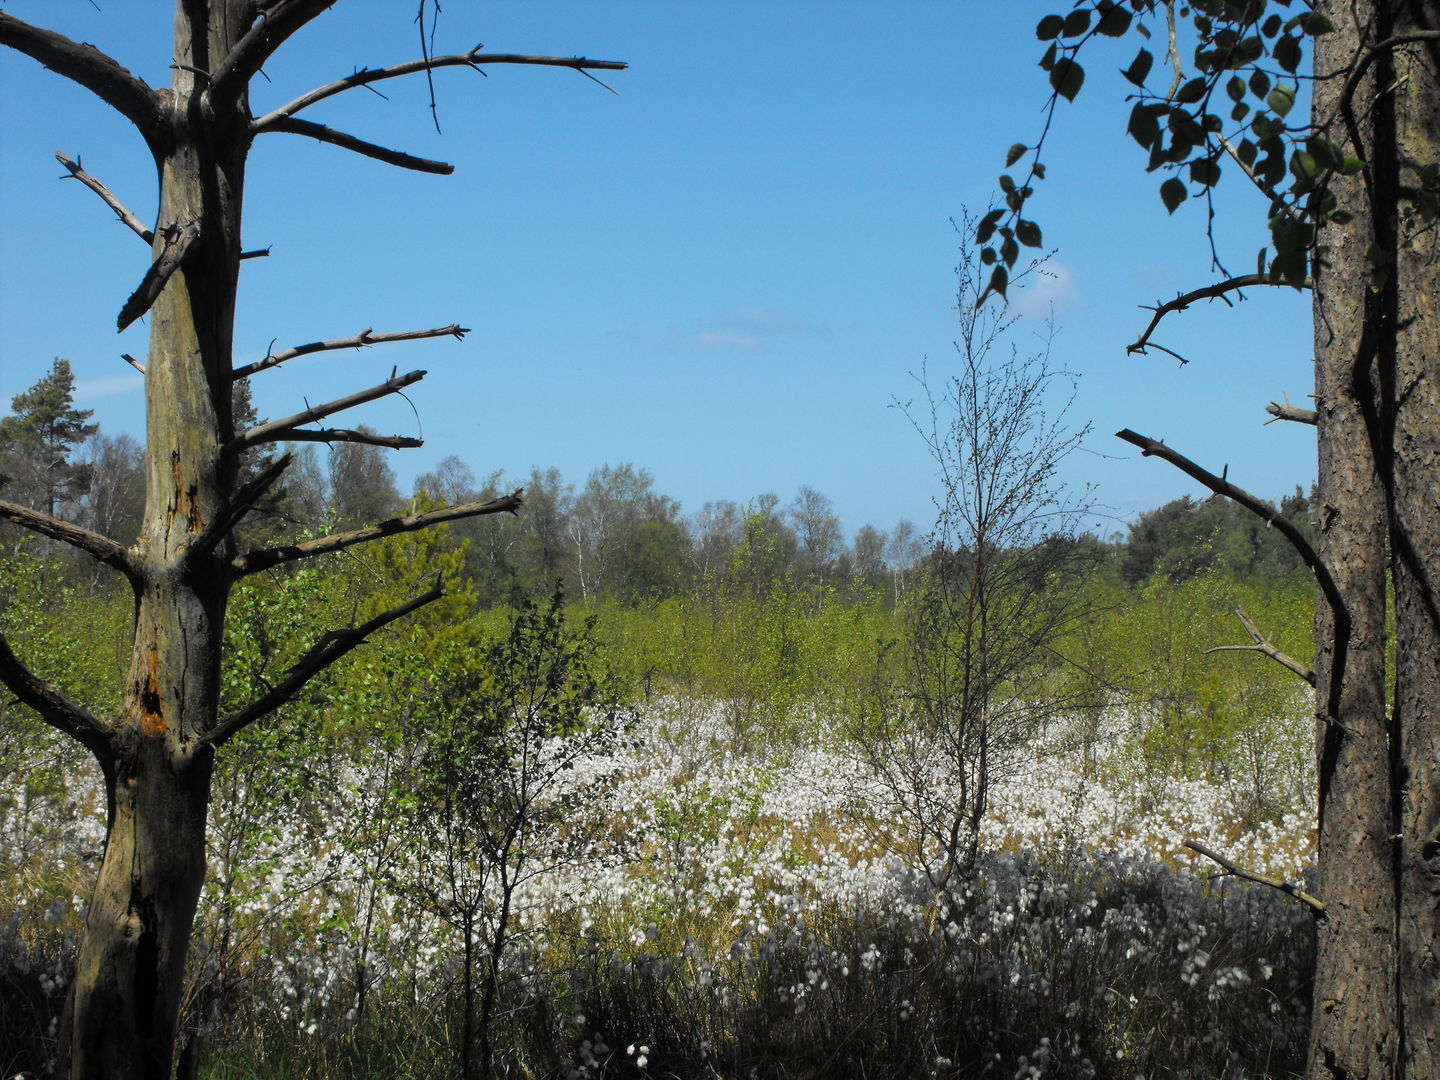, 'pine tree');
0,358,99,519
